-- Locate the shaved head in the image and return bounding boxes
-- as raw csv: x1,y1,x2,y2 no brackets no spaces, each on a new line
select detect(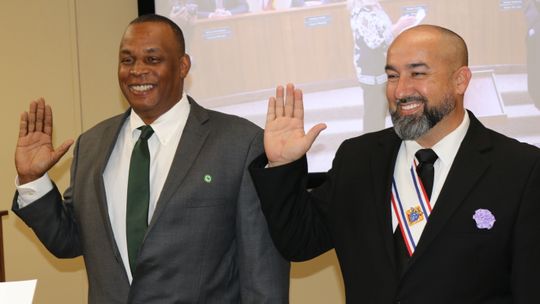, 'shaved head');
391,24,468,69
